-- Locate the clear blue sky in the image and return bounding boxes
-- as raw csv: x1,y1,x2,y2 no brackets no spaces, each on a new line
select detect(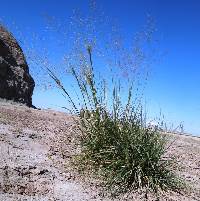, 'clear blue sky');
1,0,200,135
